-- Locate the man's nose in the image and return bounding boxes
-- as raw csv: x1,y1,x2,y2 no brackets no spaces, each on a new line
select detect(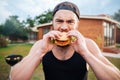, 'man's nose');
59,25,69,32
